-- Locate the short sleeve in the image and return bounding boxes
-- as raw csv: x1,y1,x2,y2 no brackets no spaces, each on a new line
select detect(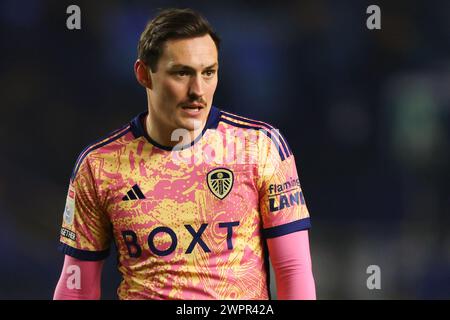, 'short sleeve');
58,155,112,261
258,130,311,239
